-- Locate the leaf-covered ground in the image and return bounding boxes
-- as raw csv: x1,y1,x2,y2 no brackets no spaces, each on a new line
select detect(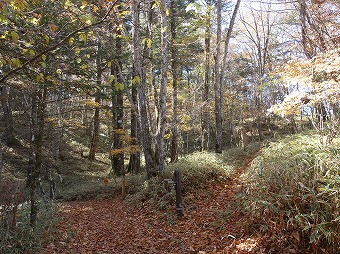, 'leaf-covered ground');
41,156,292,254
